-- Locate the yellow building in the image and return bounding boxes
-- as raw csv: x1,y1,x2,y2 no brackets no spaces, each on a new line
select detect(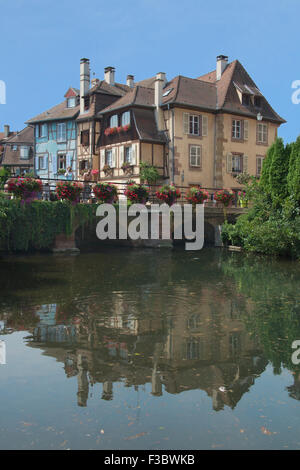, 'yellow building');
95,55,285,190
